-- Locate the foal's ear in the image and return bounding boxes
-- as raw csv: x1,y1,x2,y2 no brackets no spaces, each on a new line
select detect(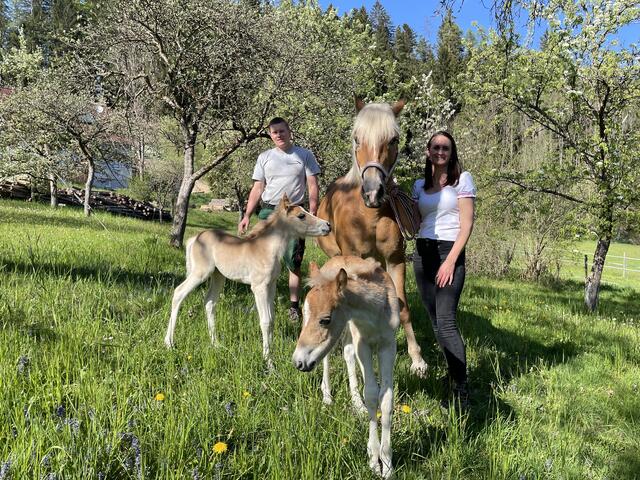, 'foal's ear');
309,261,319,275
336,268,348,294
355,96,366,113
278,193,290,211
391,99,406,115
